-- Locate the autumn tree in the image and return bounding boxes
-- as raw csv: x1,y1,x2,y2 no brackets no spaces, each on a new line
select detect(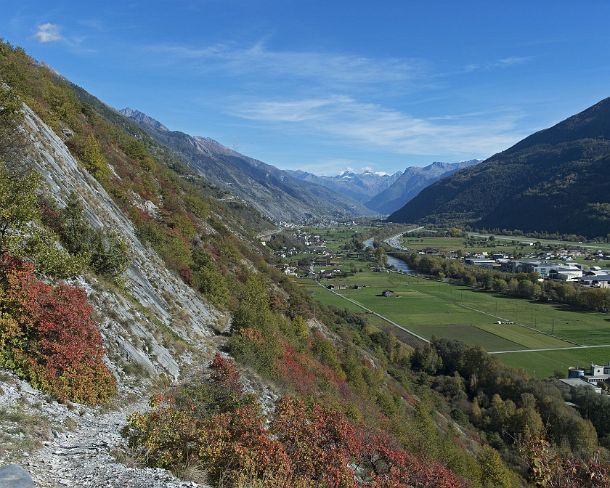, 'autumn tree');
0,84,27,165
0,256,116,403
478,446,513,488
80,134,111,181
